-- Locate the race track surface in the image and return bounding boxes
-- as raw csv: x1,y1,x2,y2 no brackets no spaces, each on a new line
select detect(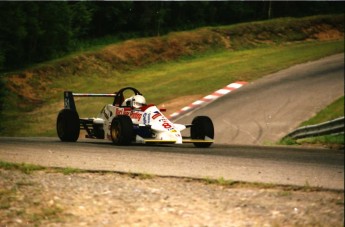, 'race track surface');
176,53,344,145
0,137,343,190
